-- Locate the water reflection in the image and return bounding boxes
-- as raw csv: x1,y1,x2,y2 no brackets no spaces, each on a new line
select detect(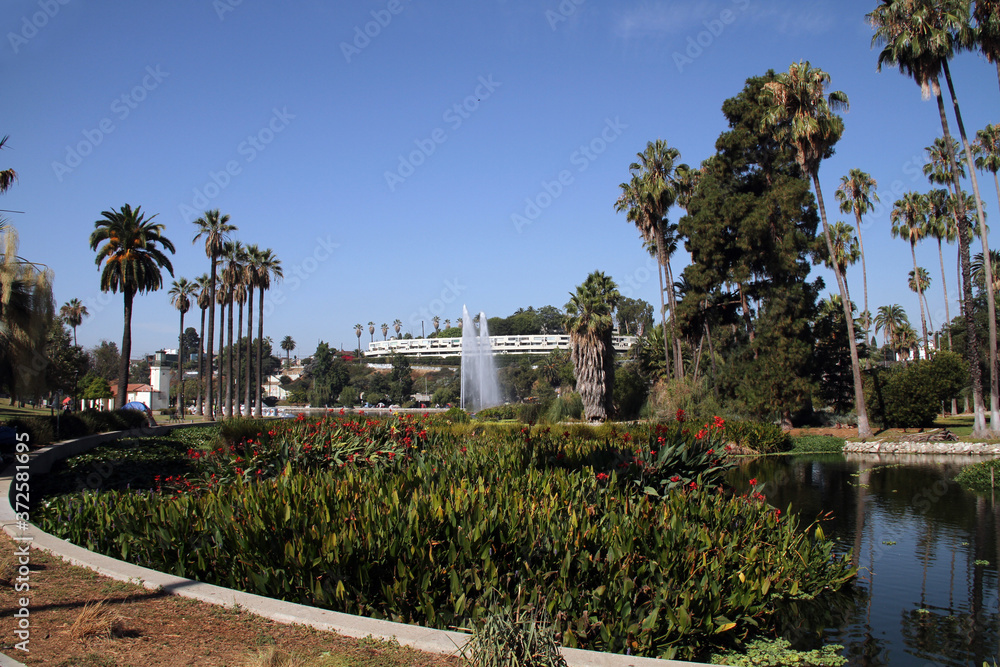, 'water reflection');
734,454,1000,666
